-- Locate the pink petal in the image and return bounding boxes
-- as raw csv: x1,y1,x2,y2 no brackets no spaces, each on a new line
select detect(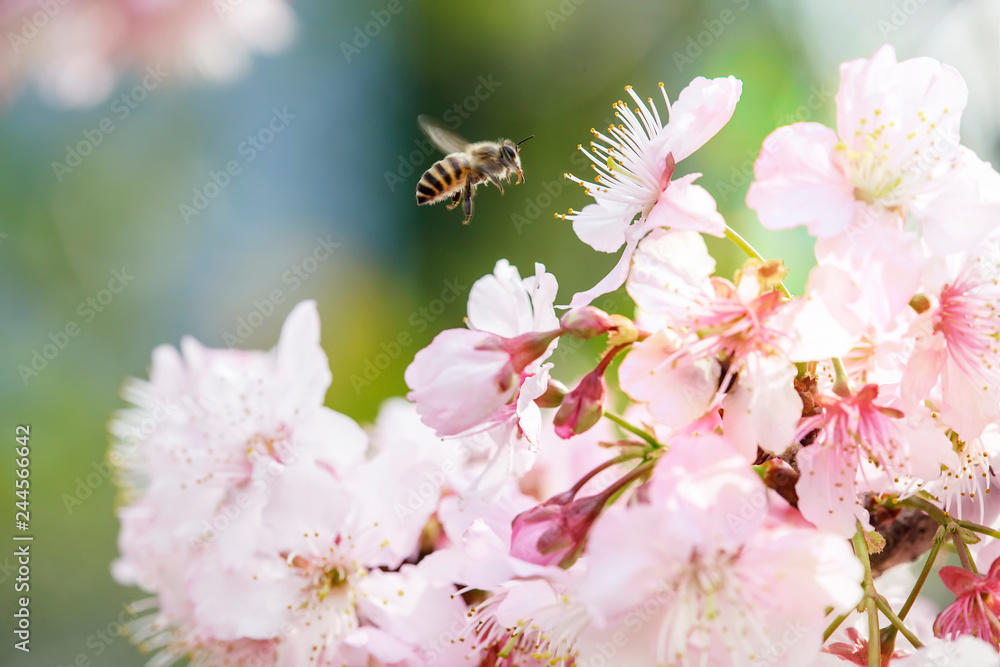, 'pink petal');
618,330,719,429
795,444,869,538
814,220,923,331
261,462,353,557
404,328,514,436
917,148,1000,255
837,44,967,164
938,565,980,597
647,173,727,237
626,228,716,329
274,301,332,414
570,199,639,253
722,354,800,459
467,260,533,336
656,75,743,163
942,352,1000,442
745,122,855,237
771,264,865,361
